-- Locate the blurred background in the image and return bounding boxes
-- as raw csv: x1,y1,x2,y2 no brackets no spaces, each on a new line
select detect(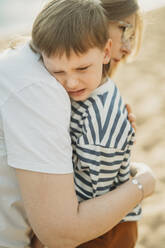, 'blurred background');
0,0,165,247
0,0,165,37
114,3,165,248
